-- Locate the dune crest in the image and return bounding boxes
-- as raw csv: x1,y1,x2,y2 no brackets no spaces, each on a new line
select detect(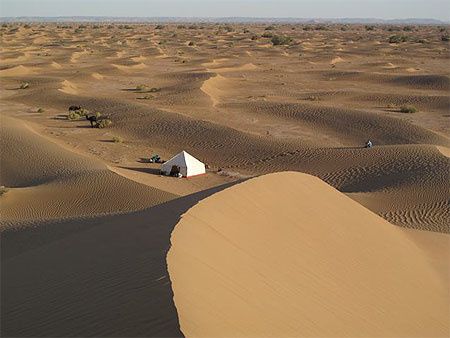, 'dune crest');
0,65,37,76
168,172,449,337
